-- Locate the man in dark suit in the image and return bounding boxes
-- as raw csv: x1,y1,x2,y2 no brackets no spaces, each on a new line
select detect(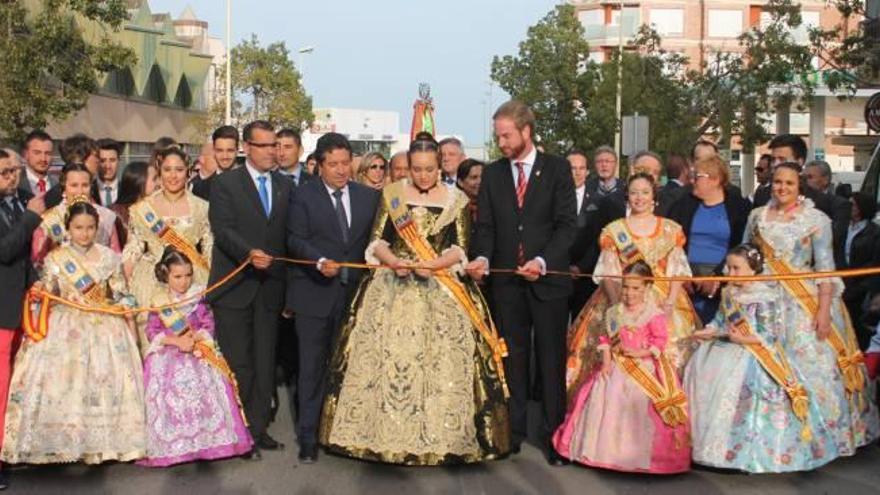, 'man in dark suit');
272,127,313,428
287,133,380,464
467,101,576,465
566,149,594,317
45,134,101,207
208,120,292,459
18,130,57,196
805,159,851,268
659,152,690,209
192,125,240,201
0,149,45,489
95,138,122,207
